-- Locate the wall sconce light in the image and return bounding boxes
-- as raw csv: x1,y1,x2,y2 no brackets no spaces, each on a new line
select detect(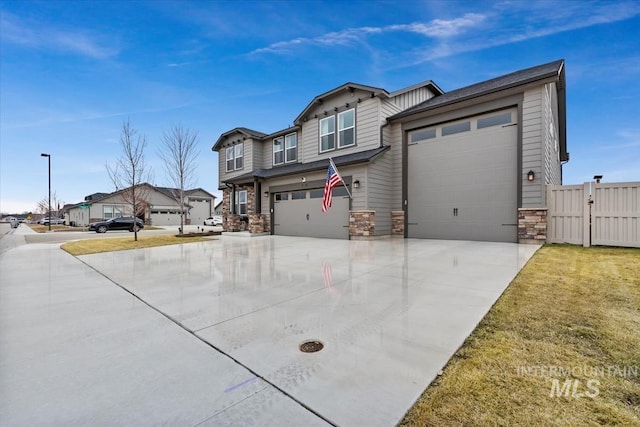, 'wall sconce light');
301,176,306,183
593,175,603,184
353,180,360,189
527,170,535,182
264,191,269,198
